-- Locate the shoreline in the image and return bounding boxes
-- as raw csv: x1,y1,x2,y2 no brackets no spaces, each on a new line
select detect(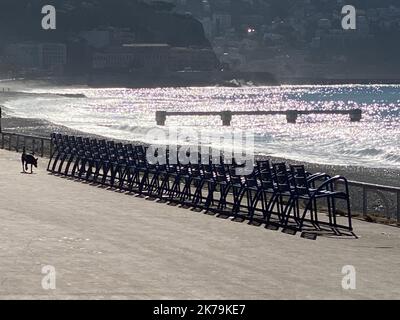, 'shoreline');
9,75,400,88
0,79,399,188
2,115,400,188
